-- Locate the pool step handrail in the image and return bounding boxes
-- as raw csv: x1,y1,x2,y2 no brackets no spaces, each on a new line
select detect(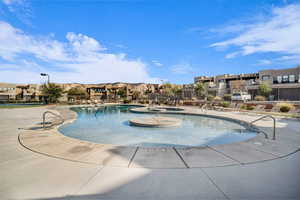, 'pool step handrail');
200,104,208,113
42,111,64,128
250,115,276,140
